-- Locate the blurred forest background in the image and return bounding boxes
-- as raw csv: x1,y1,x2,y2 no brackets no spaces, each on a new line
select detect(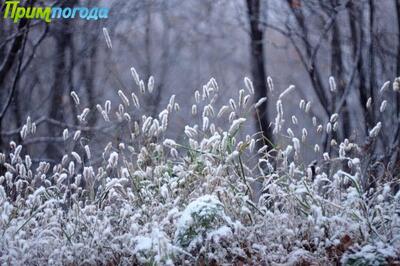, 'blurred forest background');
0,0,399,169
